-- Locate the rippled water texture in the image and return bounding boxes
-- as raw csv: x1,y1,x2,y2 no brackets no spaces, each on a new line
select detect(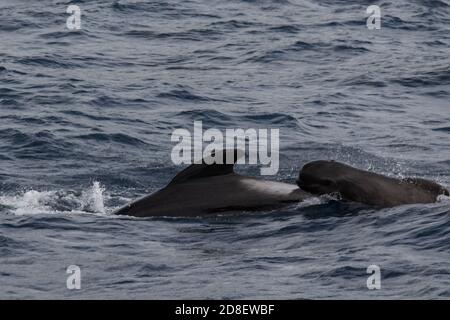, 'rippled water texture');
0,0,449,299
